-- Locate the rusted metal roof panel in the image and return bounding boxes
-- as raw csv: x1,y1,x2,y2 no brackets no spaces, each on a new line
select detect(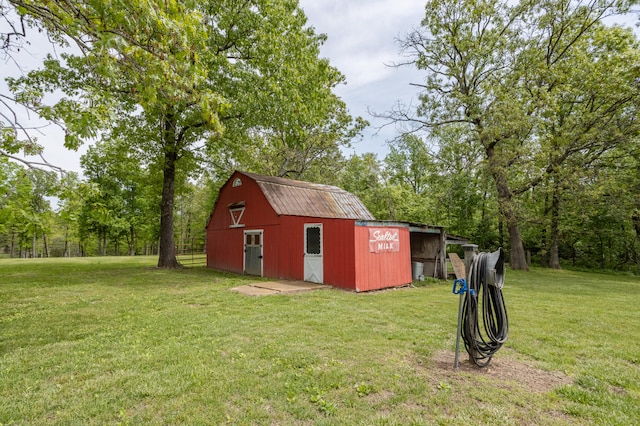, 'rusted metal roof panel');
240,171,375,220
